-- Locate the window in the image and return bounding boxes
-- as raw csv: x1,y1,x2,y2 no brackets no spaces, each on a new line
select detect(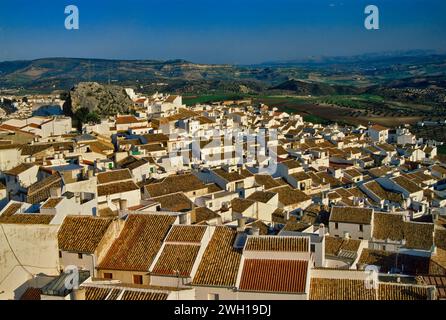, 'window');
133,275,143,285
310,244,316,253
208,293,219,300
359,224,363,232
359,237,363,240
382,245,386,251
208,202,213,208
78,253,83,259
59,251,62,258
104,273,113,279
335,222,338,230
